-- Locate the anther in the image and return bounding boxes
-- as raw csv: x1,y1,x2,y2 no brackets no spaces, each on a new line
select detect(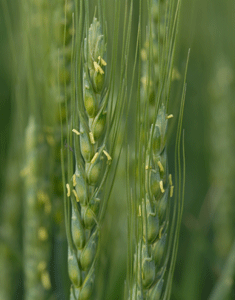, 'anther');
166,114,173,119
93,61,104,74
41,270,51,290
72,174,76,187
72,189,79,202
89,132,95,144
170,186,174,198
38,227,48,241
158,161,164,172
169,174,173,186
66,183,70,197
91,152,99,164
46,135,55,146
160,181,165,193
20,167,30,177
98,56,107,66
138,205,142,216
103,150,112,161
72,129,80,135
37,261,47,272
